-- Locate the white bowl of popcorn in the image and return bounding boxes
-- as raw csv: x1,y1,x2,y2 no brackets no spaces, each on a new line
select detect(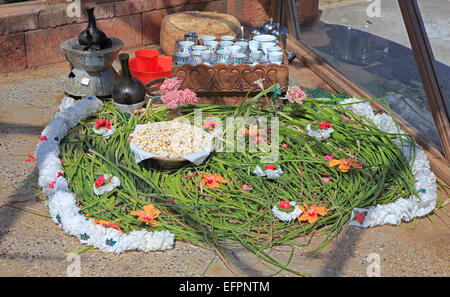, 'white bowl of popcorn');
128,120,215,169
